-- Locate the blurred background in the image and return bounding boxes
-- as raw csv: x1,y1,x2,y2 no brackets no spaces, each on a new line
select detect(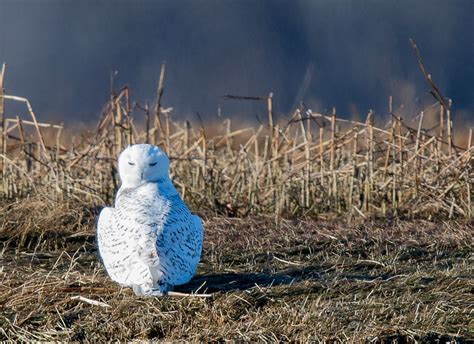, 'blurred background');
0,0,472,128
